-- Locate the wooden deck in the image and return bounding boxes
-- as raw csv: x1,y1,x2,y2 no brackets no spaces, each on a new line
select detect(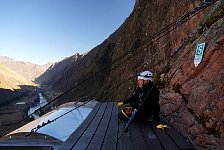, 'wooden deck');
59,102,195,150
